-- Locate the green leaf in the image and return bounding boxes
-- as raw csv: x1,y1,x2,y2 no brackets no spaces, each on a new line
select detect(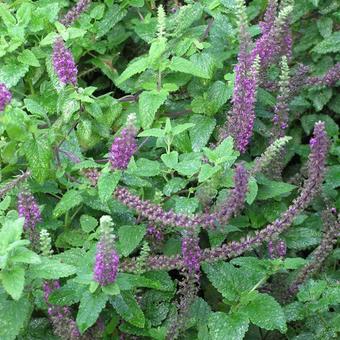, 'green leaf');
189,115,216,152
313,31,340,54
111,291,145,328
148,38,167,64
208,312,249,340
76,291,108,333
297,280,327,302
48,282,86,306
169,56,211,79
130,158,161,177
172,123,195,136
138,128,165,138
256,177,296,200
301,114,338,137
23,136,52,183
138,90,168,129
0,297,31,340
30,257,77,279
246,176,258,205
161,151,178,168
241,292,287,333
203,136,238,166
0,62,29,88
116,57,149,84
283,257,307,270
285,227,321,250
117,225,146,257
0,3,16,27
53,190,83,218
80,215,98,233
198,164,221,183
102,282,120,296
10,247,41,264
1,266,25,300
17,49,40,67
163,177,188,196
96,5,127,39
0,218,24,251
317,17,333,38
174,159,201,177
98,171,122,202
24,98,48,117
